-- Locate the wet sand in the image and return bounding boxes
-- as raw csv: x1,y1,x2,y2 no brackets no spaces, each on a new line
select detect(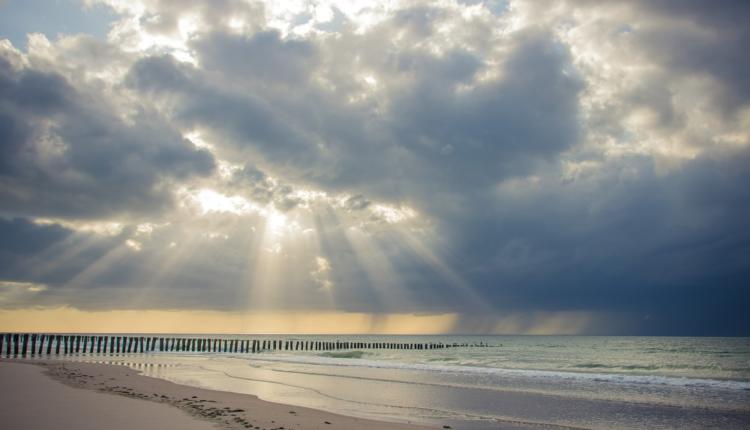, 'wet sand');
0,360,433,430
